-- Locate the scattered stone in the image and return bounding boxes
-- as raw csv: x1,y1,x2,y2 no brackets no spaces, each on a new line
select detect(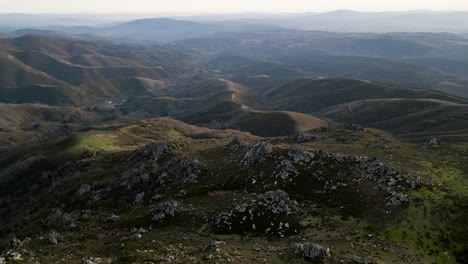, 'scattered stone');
151,200,178,222
291,242,329,260
211,190,300,236
81,257,102,264
206,239,226,250
240,142,273,165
